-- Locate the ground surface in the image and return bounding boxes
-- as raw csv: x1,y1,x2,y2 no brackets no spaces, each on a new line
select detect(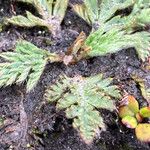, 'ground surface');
0,0,150,150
